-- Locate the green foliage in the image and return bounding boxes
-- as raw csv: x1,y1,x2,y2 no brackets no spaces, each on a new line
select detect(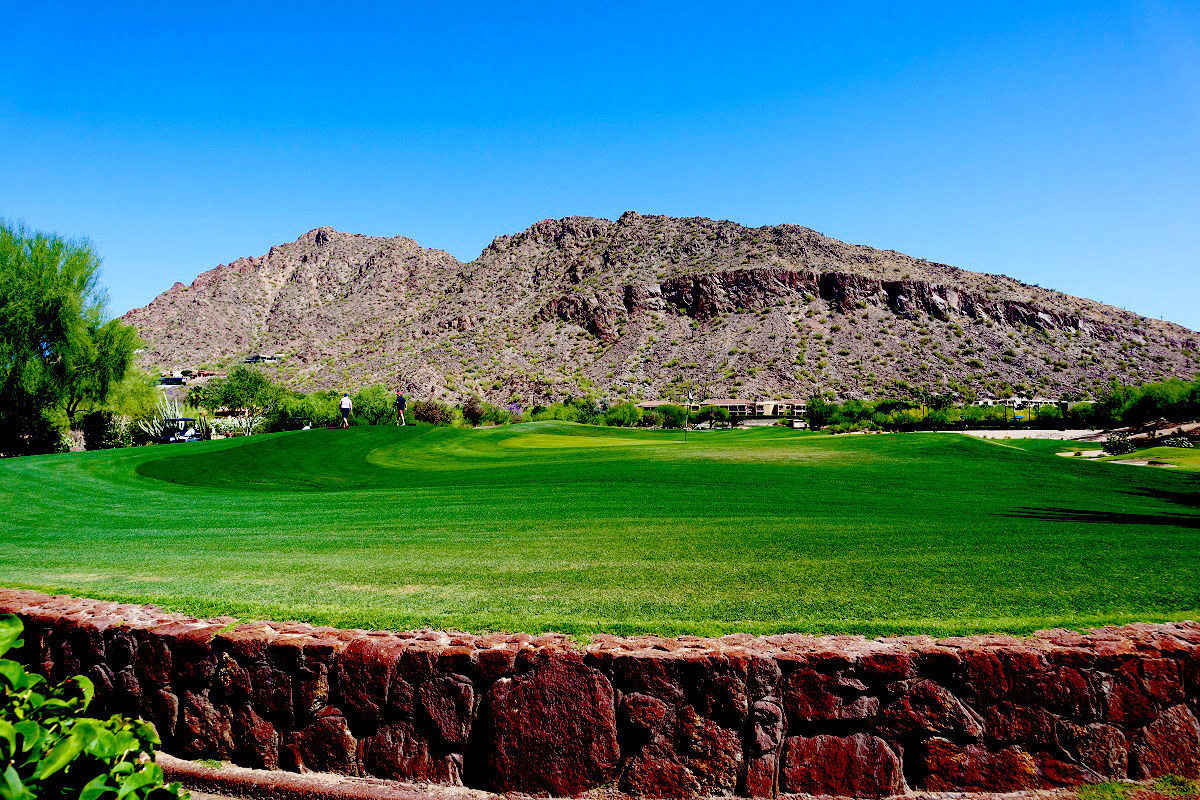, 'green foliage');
696,405,730,428
1103,432,1137,456
1163,437,1193,448
0,614,188,800
474,401,513,426
804,376,1200,434
1079,776,1200,800
80,412,131,451
1092,377,1200,429
657,404,687,429
411,400,453,426
805,396,837,430
106,373,161,422
0,221,140,455
603,402,642,428
350,385,393,426
267,390,341,431
462,396,484,427
637,409,663,427
530,396,603,425
192,367,280,435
